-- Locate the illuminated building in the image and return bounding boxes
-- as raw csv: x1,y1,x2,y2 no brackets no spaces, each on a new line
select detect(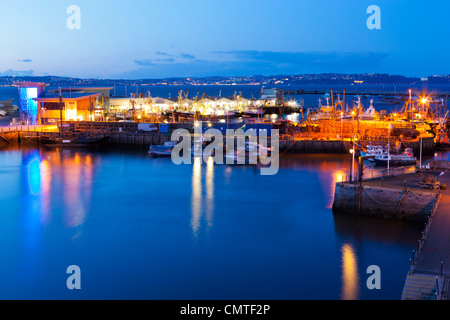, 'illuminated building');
48,87,112,118
16,82,47,125
34,92,102,124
